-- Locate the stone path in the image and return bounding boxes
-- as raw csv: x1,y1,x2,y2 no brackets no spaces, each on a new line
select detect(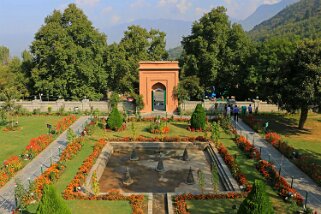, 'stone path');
233,118,321,212
0,116,90,214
